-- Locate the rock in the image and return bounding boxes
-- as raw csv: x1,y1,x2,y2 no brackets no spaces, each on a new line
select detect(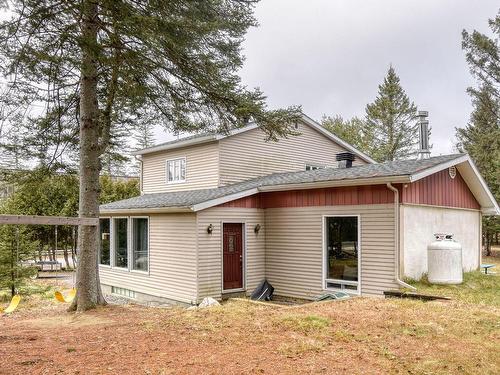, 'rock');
198,297,220,308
